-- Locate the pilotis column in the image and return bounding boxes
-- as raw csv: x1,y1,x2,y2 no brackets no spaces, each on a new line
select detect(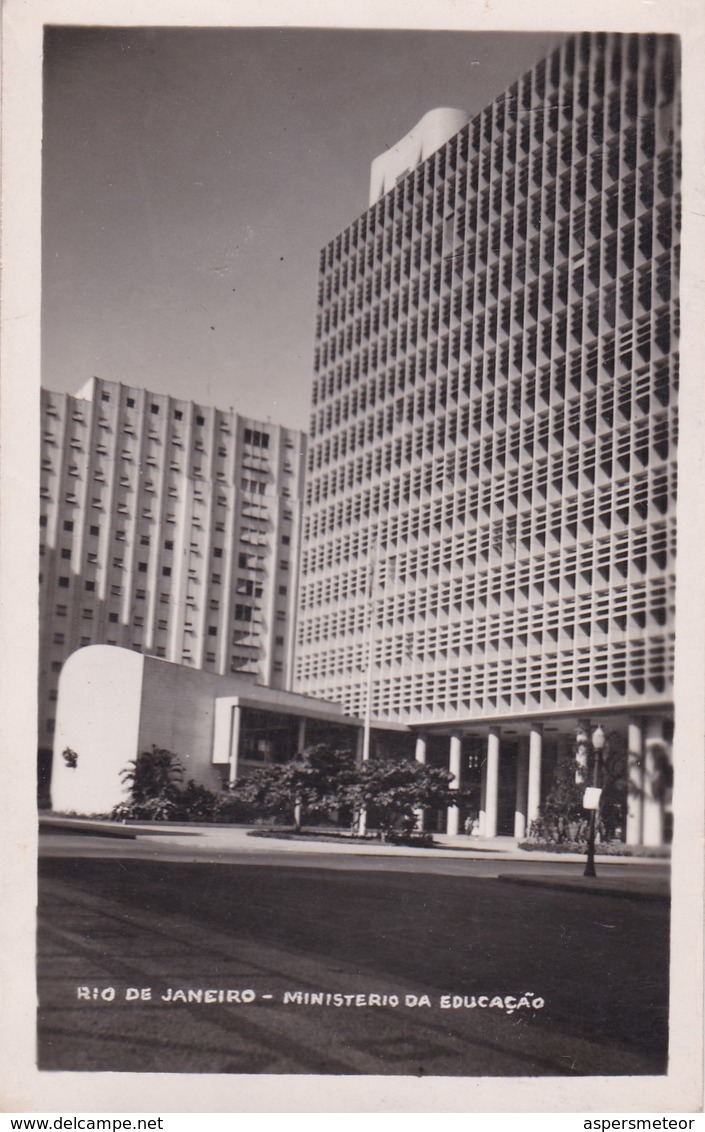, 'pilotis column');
484,729,500,838
643,718,665,847
228,705,242,788
415,734,427,832
515,735,529,839
626,718,644,846
527,724,543,831
446,735,462,836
